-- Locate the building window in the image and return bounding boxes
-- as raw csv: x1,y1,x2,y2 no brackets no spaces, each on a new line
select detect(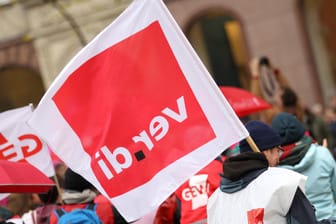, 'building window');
186,11,249,88
0,65,45,112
